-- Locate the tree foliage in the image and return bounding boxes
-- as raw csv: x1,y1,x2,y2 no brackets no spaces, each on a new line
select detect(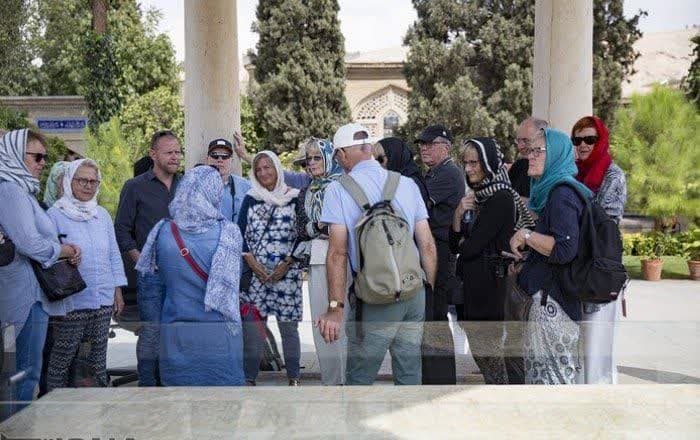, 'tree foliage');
403,0,644,157
249,0,350,153
611,86,700,220
0,0,41,95
684,33,700,109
